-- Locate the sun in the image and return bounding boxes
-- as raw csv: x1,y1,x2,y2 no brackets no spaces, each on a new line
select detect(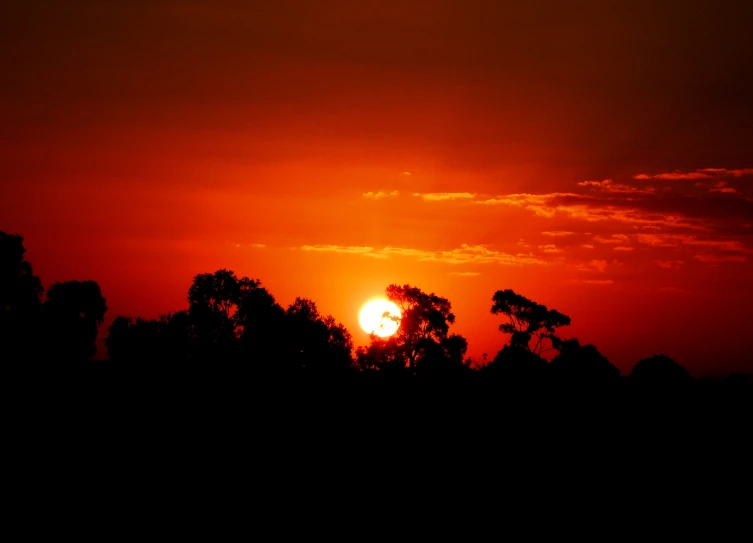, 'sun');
359,299,402,338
